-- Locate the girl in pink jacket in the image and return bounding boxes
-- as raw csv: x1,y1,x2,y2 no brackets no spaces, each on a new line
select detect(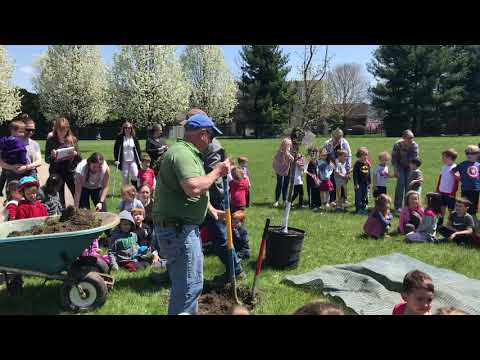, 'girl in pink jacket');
398,190,425,234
